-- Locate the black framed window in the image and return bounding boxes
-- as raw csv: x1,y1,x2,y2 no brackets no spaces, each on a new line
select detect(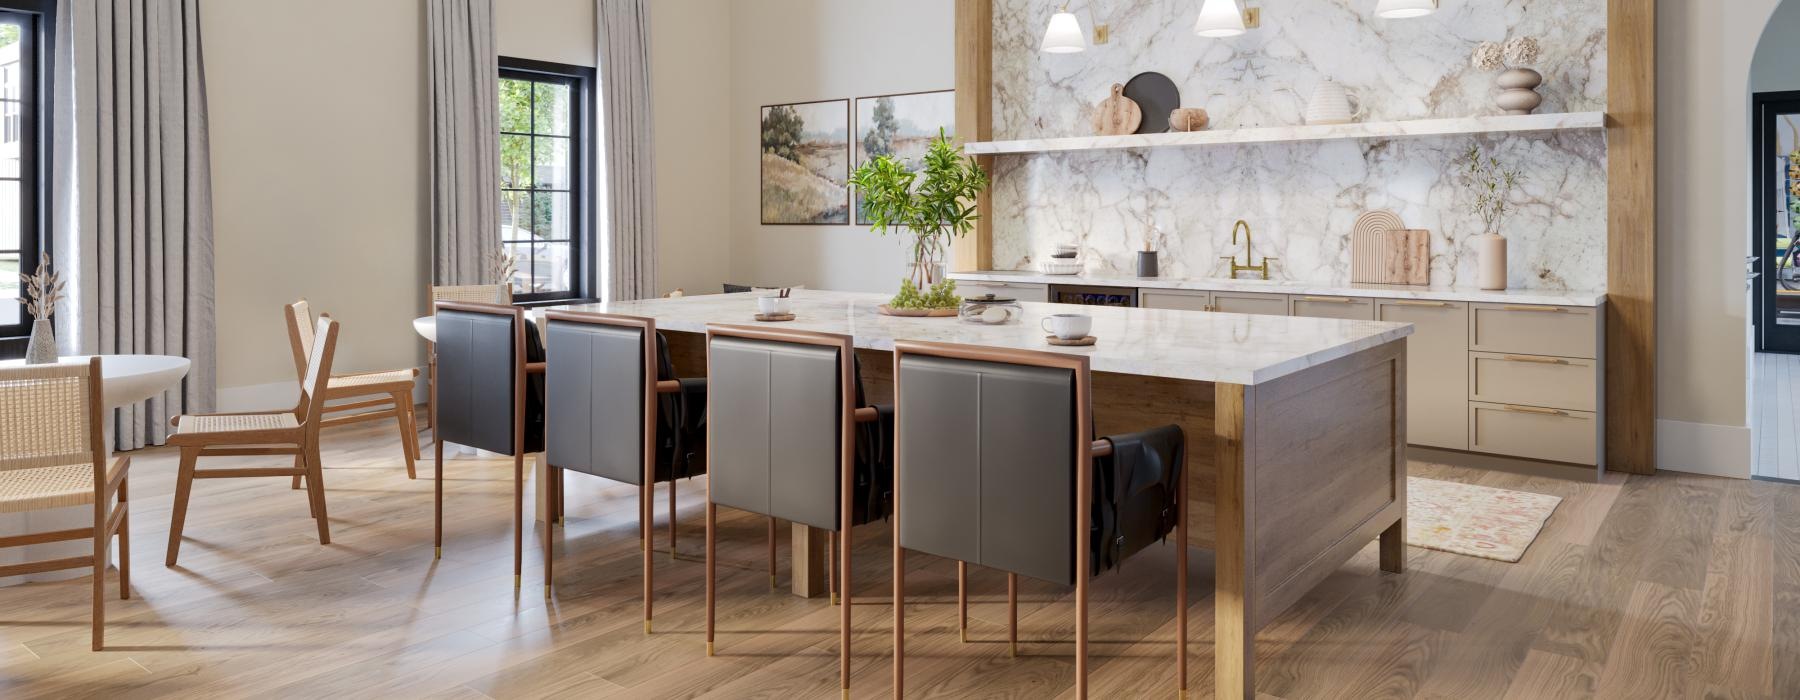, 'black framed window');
0,5,44,341
499,57,593,303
